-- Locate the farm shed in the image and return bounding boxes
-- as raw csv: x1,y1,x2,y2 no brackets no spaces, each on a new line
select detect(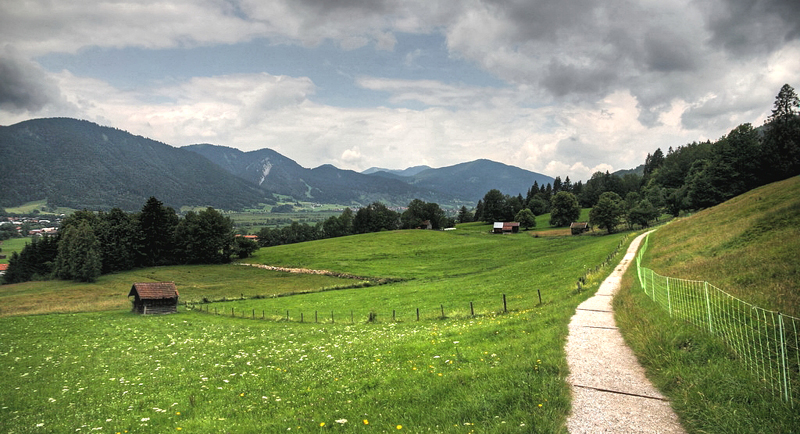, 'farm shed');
128,282,179,315
570,222,590,235
493,222,520,234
